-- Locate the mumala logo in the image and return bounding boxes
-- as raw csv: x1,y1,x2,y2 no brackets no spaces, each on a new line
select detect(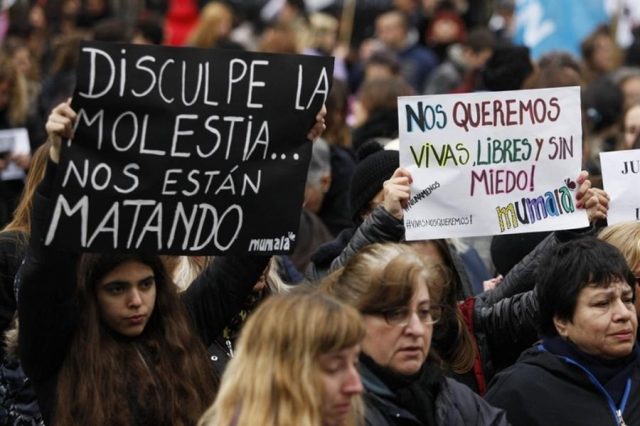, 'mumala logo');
248,232,295,252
